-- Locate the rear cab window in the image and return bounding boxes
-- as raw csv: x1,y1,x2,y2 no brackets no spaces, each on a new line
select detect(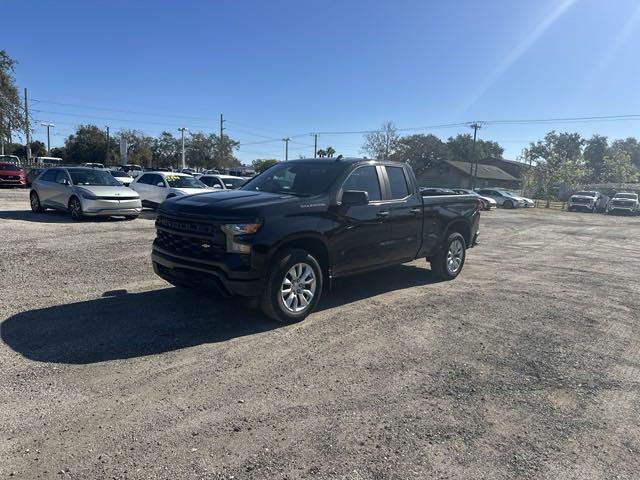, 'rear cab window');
385,166,410,199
